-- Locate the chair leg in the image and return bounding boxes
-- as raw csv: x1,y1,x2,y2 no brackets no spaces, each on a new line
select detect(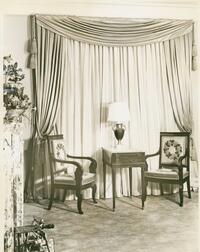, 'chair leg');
160,183,164,195
179,184,183,207
92,184,97,204
187,178,191,199
48,185,54,210
76,189,83,214
62,189,67,202
144,180,148,201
